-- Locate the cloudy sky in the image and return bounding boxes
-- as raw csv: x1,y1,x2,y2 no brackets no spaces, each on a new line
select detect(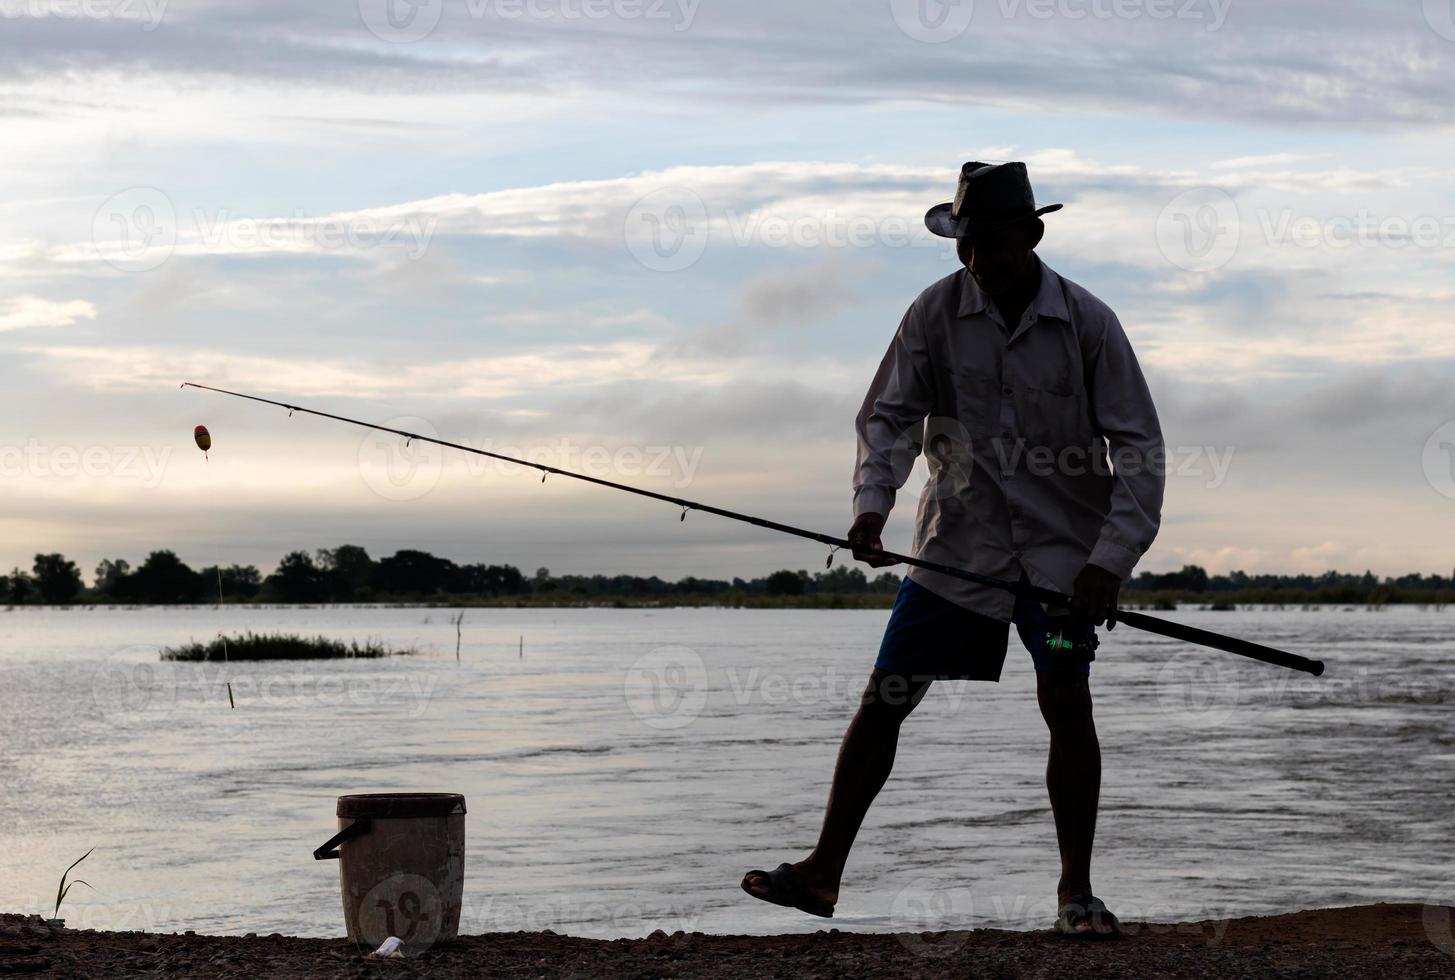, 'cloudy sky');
3,0,1454,583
